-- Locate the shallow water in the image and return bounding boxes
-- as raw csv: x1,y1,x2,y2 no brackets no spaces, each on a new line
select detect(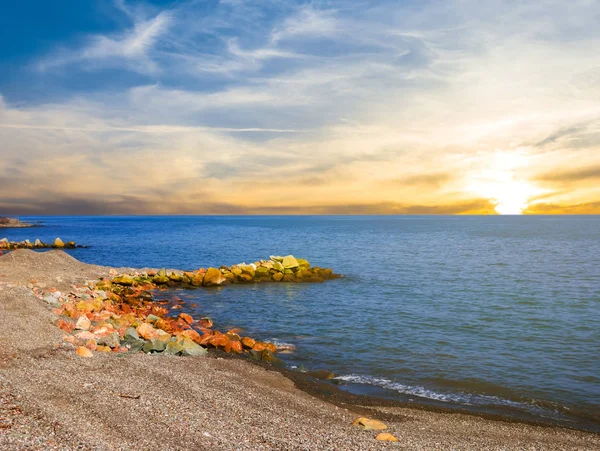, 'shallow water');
5,216,600,431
